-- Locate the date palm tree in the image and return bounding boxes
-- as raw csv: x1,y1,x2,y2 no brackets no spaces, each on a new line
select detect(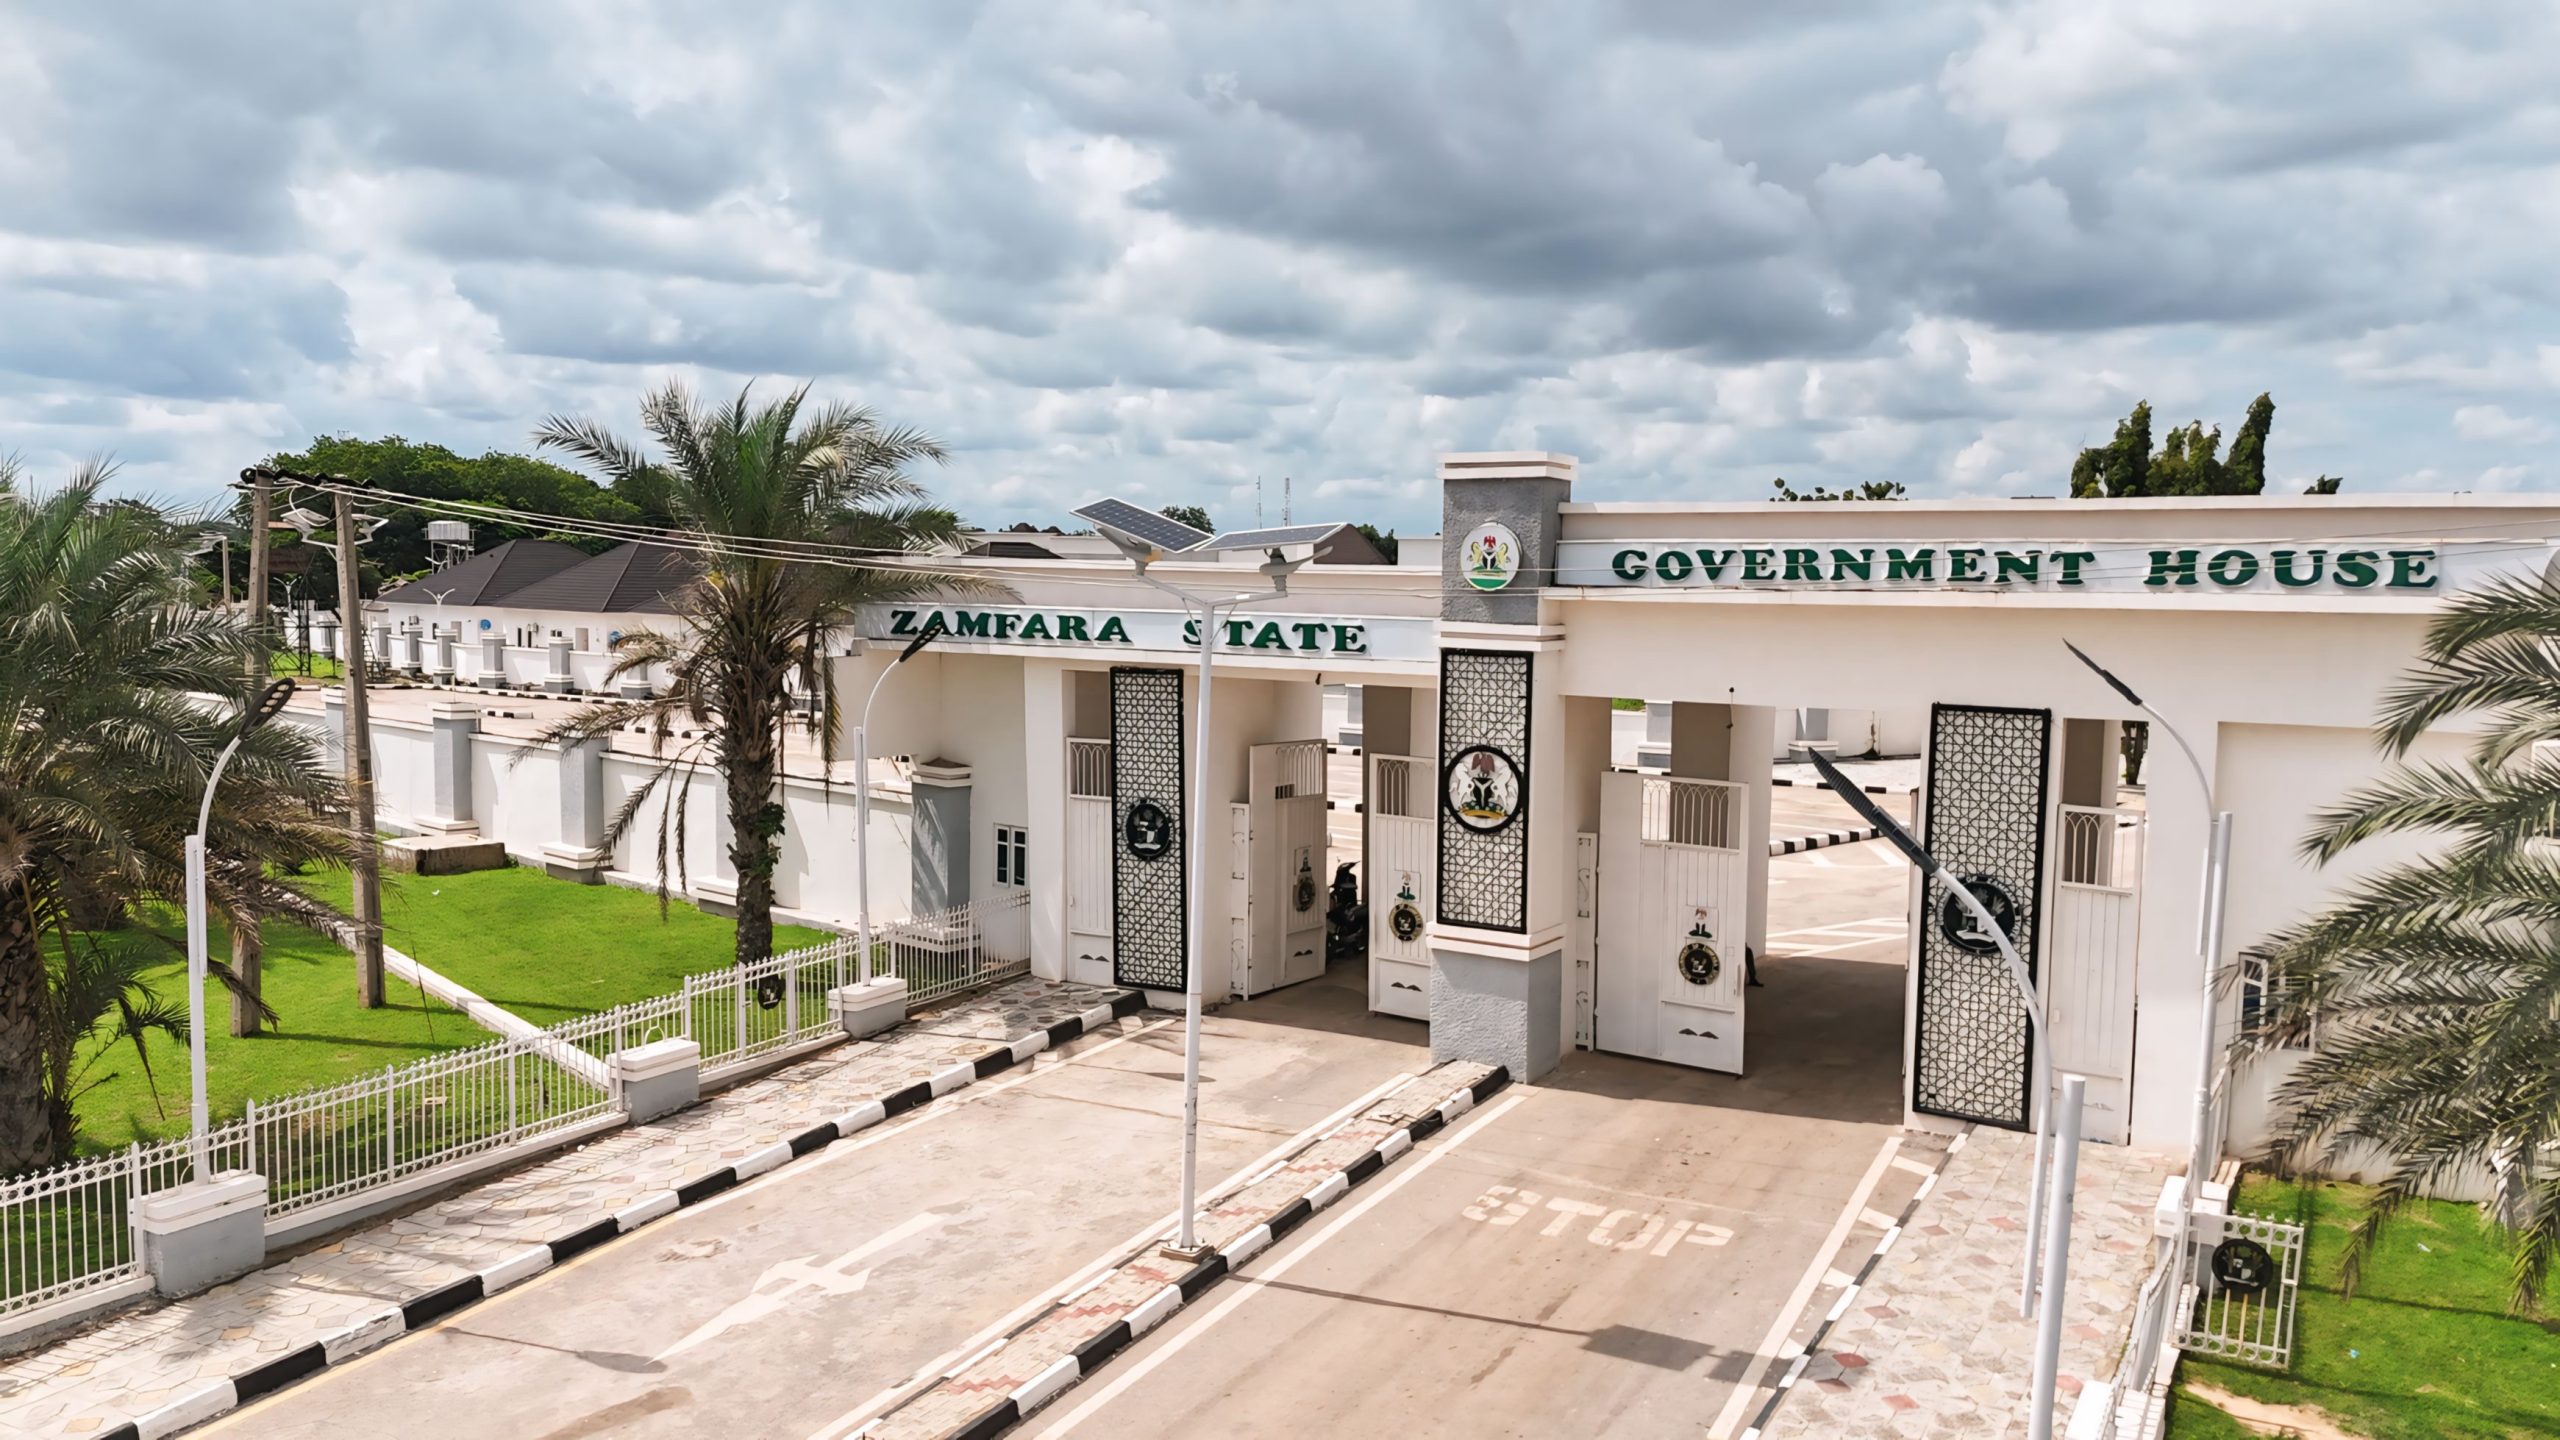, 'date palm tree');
529,381,985,966
0,460,347,1172
2244,573,2560,1311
